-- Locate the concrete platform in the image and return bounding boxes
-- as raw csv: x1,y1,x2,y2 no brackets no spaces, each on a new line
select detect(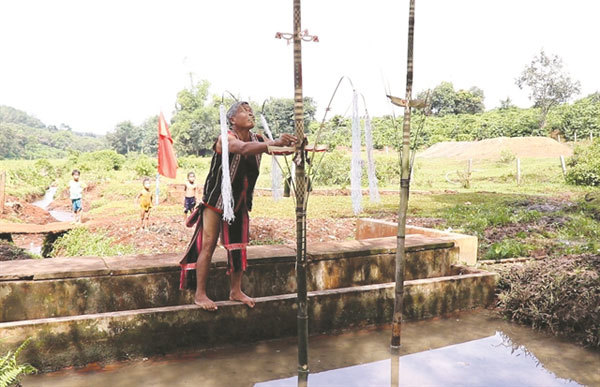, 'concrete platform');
0,268,497,371
0,236,457,322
